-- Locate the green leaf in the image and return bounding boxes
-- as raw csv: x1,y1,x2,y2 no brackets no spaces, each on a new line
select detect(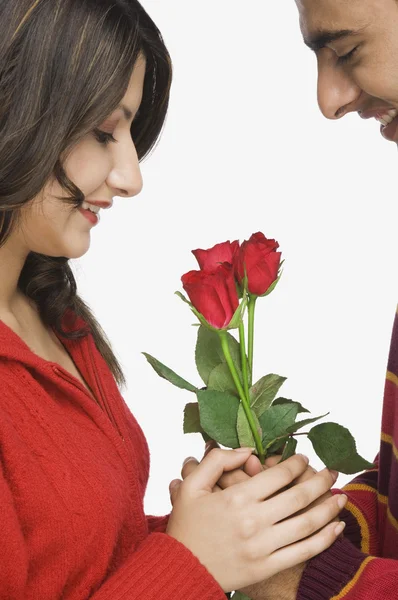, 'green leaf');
208,362,241,396
259,402,300,447
183,402,201,434
237,404,262,449
195,326,241,385
142,353,198,393
308,422,376,474
266,435,290,454
281,437,298,461
286,412,329,434
174,291,218,331
226,294,248,330
183,402,211,442
249,374,287,418
273,397,310,414
260,268,283,298
231,592,252,600
236,270,249,300
175,290,246,333
196,389,240,448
